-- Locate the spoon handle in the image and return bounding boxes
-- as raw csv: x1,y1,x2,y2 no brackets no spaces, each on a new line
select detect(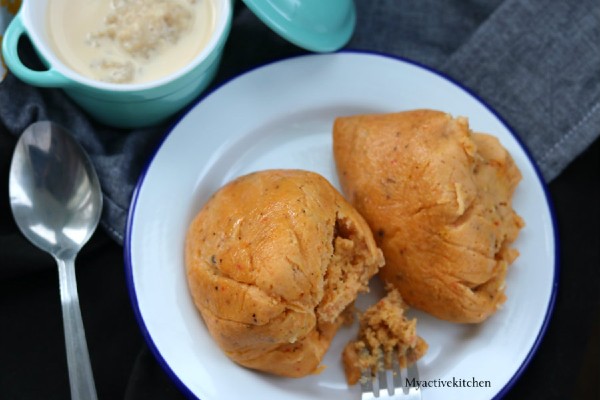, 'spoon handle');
56,256,98,400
